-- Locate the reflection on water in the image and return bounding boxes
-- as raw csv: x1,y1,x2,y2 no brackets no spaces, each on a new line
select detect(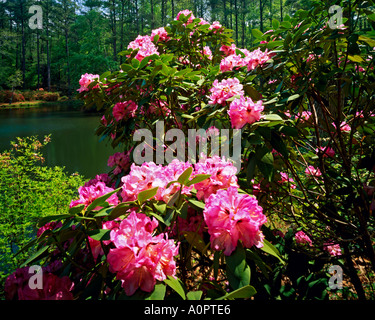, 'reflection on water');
0,104,120,178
